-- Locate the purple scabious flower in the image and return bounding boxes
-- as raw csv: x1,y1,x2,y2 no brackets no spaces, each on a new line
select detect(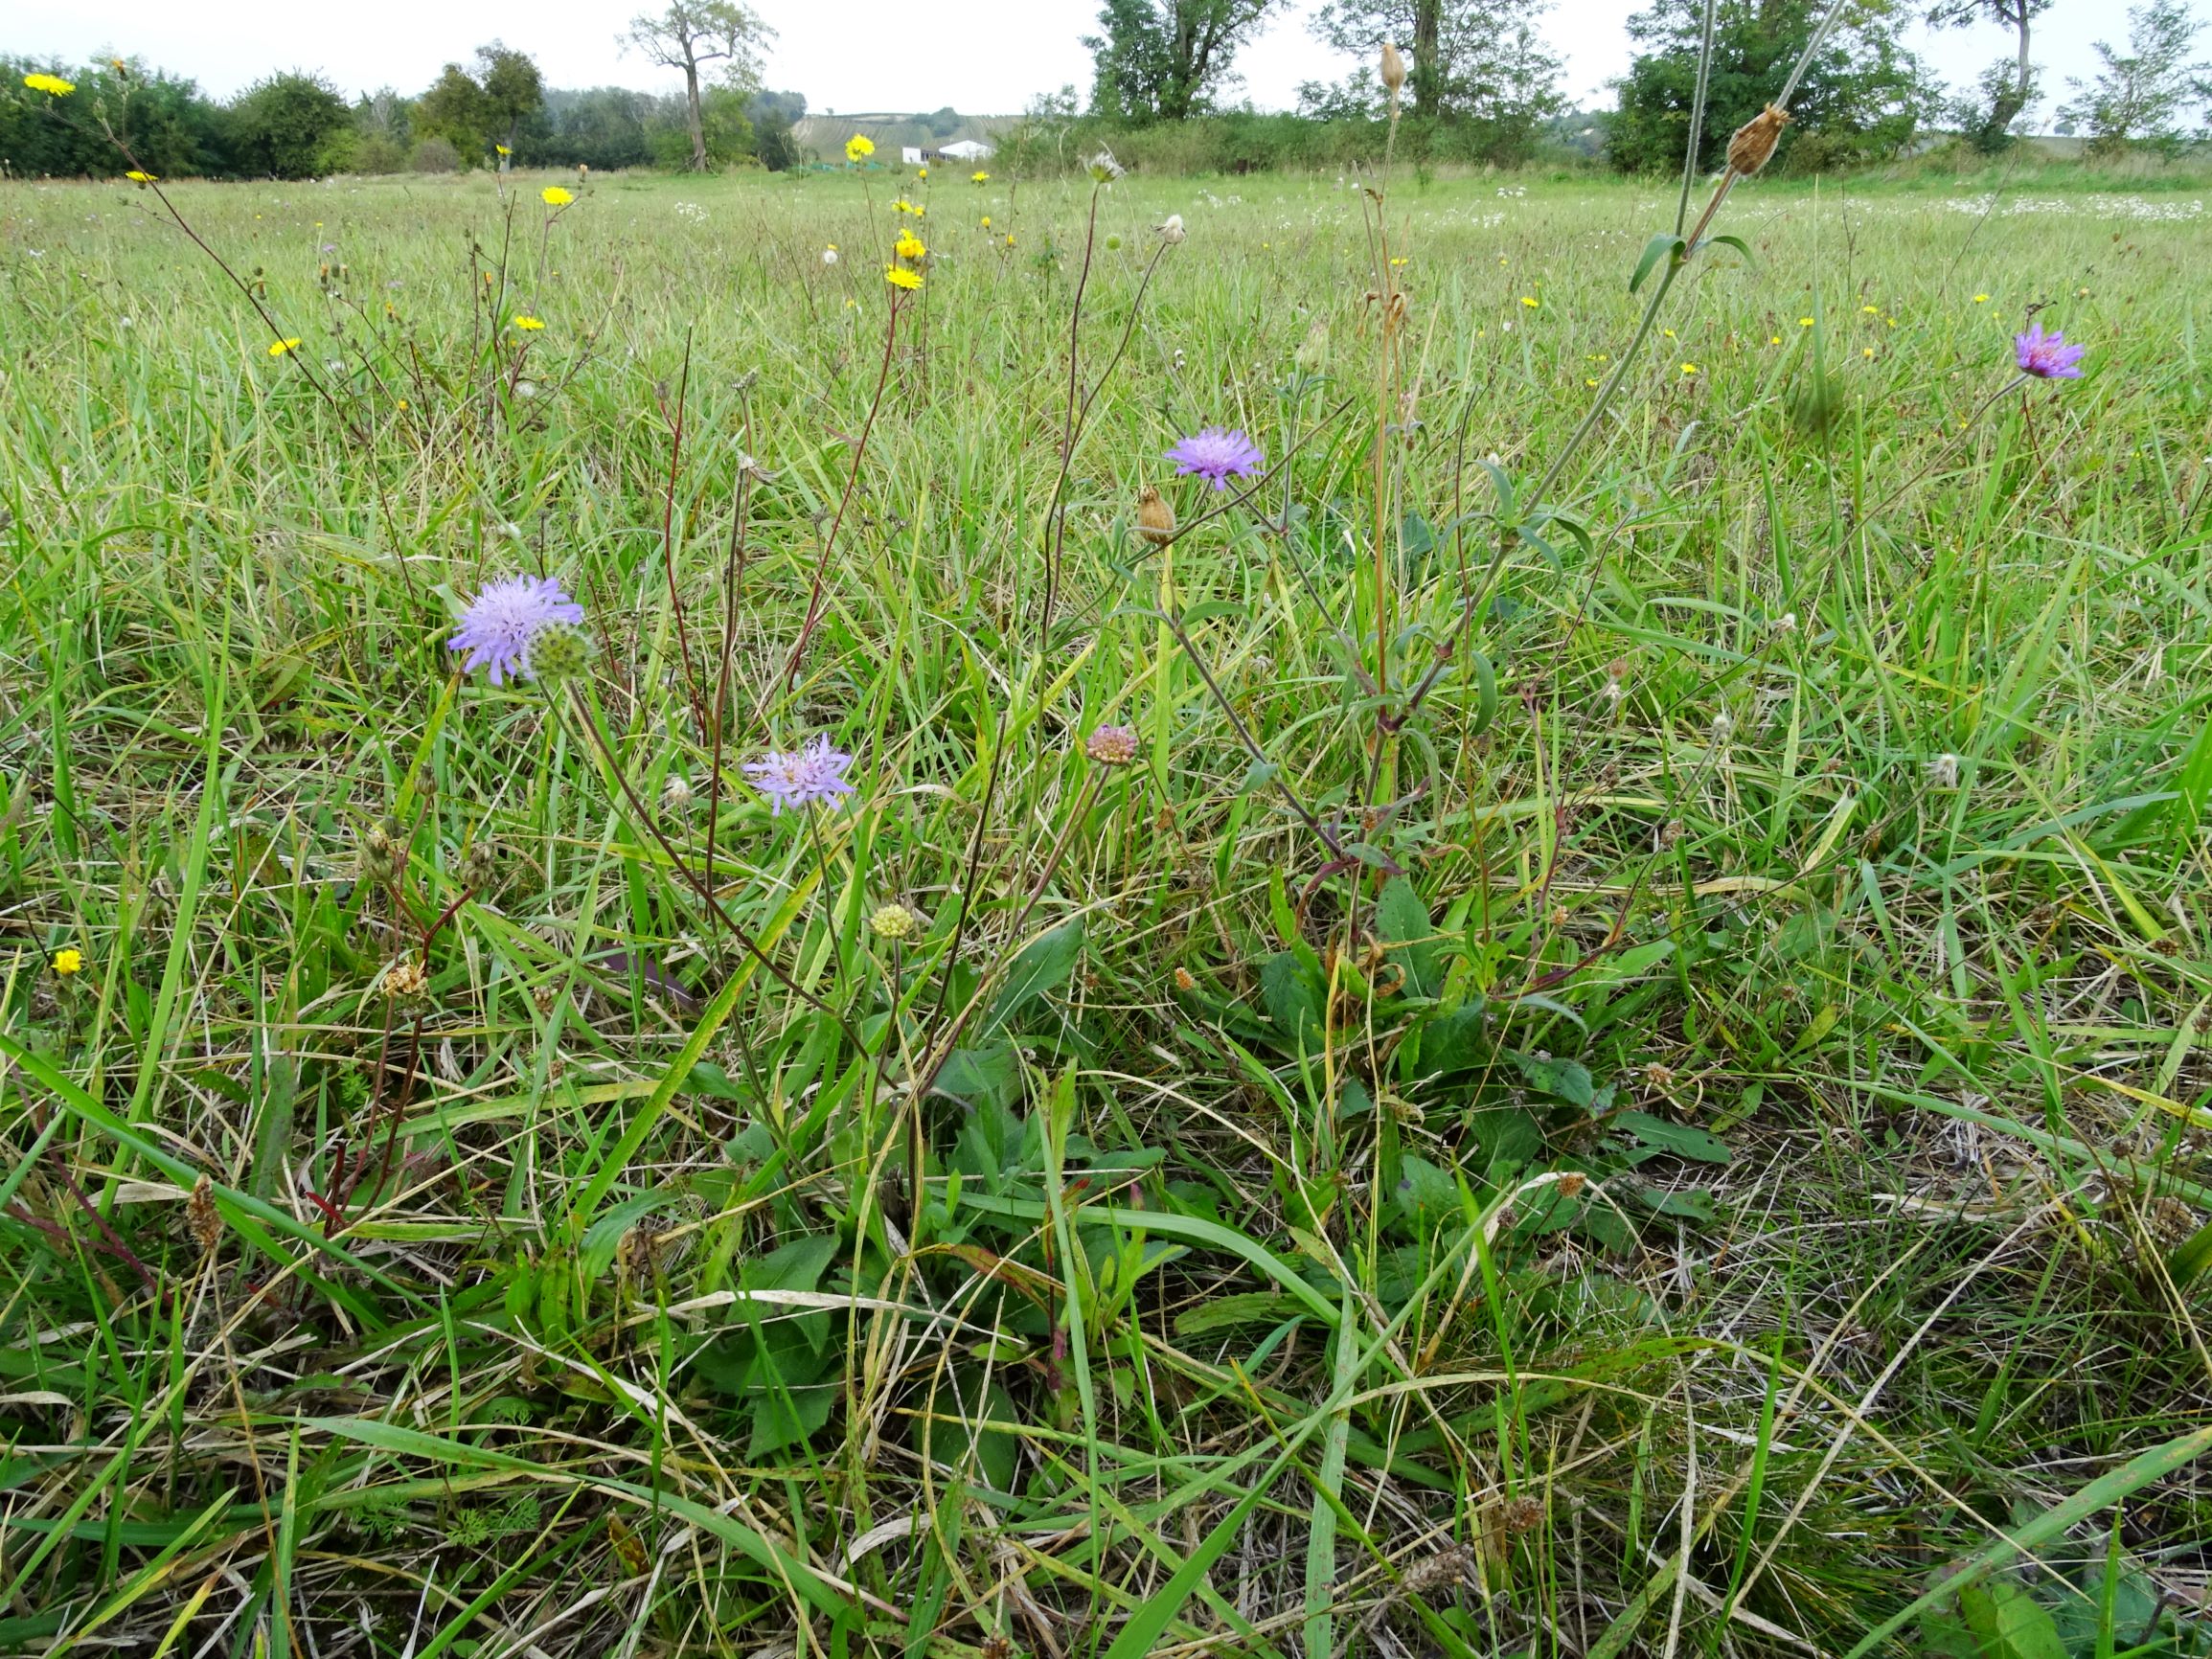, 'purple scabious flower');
744,736,856,815
2015,324,2086,380
1166,426,1266,489
448,575,585,686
